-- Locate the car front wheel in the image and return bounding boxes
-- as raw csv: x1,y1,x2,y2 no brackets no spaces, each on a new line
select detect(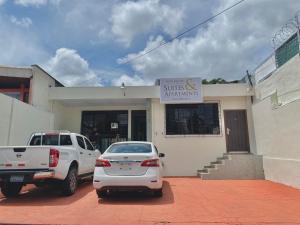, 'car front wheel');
0,182,23,198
